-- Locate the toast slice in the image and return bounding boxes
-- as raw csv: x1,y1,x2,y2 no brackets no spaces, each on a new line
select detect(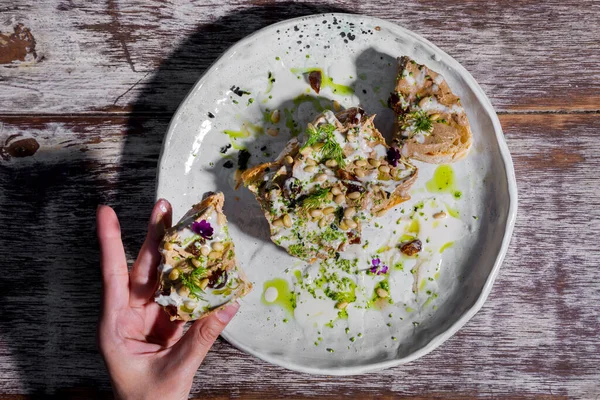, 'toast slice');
242,107,417,263
154,192,252,321
389,56,473,163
